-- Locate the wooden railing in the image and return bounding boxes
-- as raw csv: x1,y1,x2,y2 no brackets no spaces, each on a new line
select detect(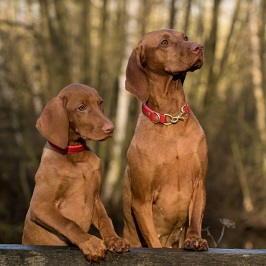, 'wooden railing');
0,244,266,265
